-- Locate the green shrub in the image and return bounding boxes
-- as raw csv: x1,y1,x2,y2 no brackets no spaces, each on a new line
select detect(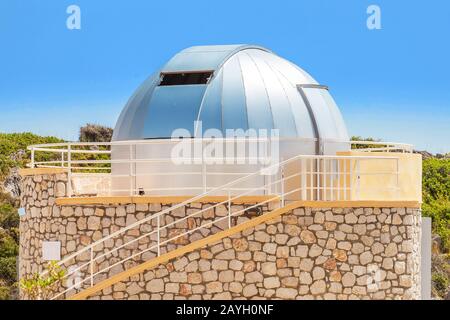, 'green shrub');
0,257,16,284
